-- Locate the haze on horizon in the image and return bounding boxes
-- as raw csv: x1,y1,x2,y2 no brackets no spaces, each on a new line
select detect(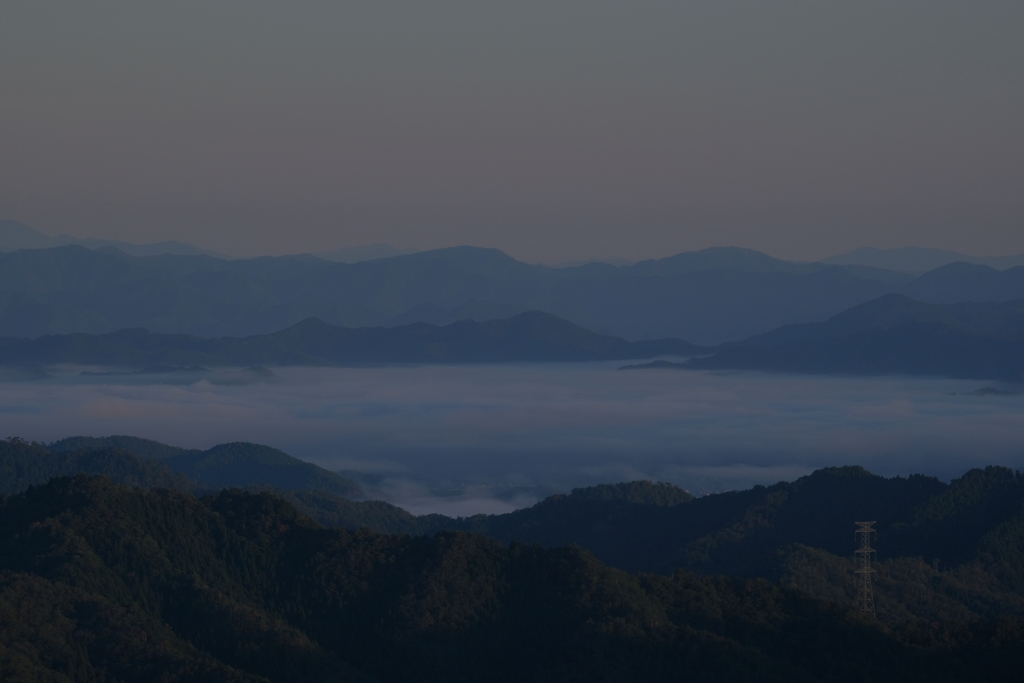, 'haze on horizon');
2,1,1022,263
